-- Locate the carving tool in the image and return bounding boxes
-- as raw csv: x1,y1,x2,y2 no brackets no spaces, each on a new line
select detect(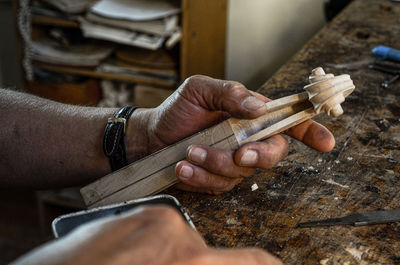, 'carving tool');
81,67,355,208
369,61,400,88
297,208,400,227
